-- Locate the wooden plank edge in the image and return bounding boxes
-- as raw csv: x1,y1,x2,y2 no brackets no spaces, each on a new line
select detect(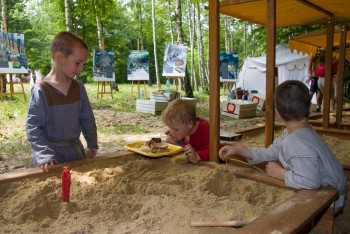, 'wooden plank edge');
0,150,135,185
235,188,338,234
